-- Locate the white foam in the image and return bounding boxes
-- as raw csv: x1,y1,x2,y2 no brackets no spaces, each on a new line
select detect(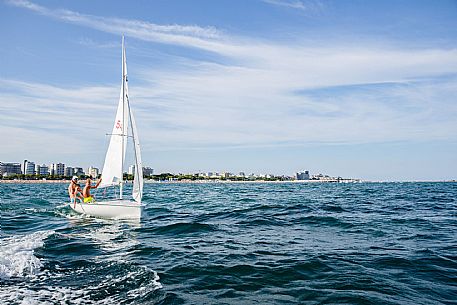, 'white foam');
0,267,162,304
55,203,69,209
0,230,54,279
90,224,140,253
0,285,95,305
0,230,162,303
127,269,163,297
